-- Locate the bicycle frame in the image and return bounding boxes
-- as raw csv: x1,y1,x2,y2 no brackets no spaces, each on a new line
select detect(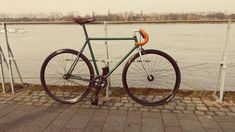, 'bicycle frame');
67,24,139,80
